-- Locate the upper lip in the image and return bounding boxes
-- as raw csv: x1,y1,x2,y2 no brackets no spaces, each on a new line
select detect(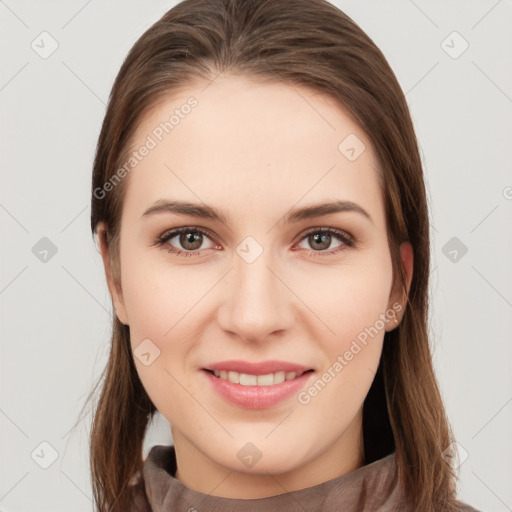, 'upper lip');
203,360,313,375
